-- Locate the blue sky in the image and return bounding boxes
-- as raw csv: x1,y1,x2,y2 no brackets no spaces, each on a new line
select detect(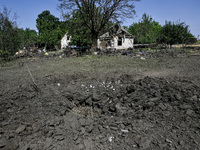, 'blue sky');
1,0,199,37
